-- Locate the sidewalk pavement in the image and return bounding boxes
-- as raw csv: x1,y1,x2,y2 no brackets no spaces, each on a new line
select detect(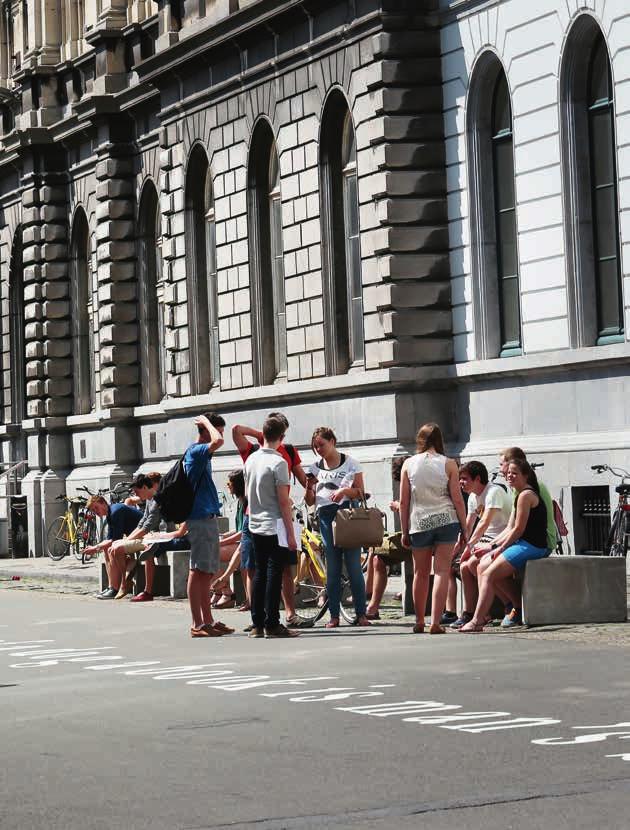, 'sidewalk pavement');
2,555,630,647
